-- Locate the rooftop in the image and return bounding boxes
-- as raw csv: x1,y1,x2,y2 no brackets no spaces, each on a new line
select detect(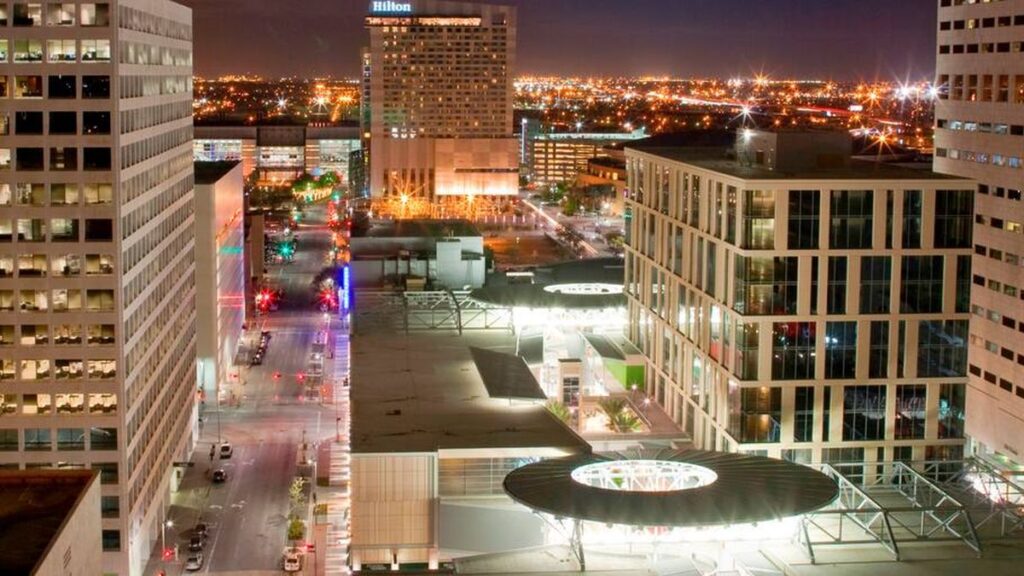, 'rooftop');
471,258,626,309
351,330,589,455
194,160,241,185
0,470,98,575
358,218,482,239
627,131,968,182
